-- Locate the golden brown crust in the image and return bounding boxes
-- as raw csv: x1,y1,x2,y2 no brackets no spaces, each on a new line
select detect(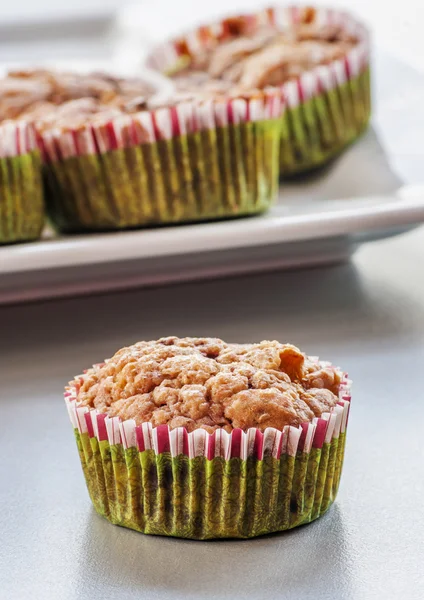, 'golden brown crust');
21,97,128,132
0,9,360,130
0,69,157,126
234,39,351,89
172,14,358,91
73,337,342,433
6,69,154,104
0,77,51,121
